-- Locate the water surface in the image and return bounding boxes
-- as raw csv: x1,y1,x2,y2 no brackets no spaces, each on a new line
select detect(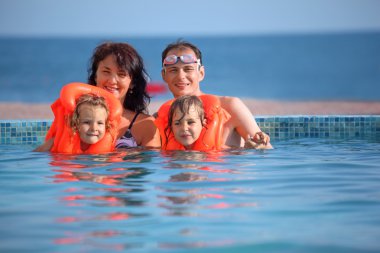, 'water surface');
0,139,380,252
